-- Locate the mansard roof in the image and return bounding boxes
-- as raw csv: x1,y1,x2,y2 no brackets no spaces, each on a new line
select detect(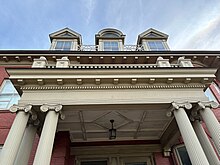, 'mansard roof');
137,28,169,45
49,27,82,44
